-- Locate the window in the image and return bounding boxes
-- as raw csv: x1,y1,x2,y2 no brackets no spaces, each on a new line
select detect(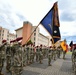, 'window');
34,37,35,41
7,35,9,37
34,33,36,36
2,34,4,36
3,30,4,32
34,42,35,45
